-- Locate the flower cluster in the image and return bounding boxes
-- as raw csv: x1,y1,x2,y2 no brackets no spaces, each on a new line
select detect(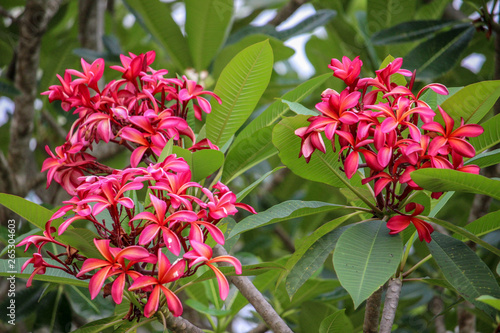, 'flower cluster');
296,56,483,242
19,51,255,319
